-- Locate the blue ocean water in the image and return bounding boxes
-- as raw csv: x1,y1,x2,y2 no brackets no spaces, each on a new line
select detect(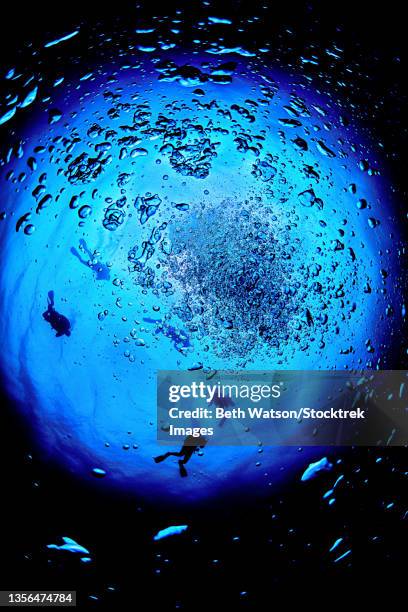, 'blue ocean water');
0,32,403,502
